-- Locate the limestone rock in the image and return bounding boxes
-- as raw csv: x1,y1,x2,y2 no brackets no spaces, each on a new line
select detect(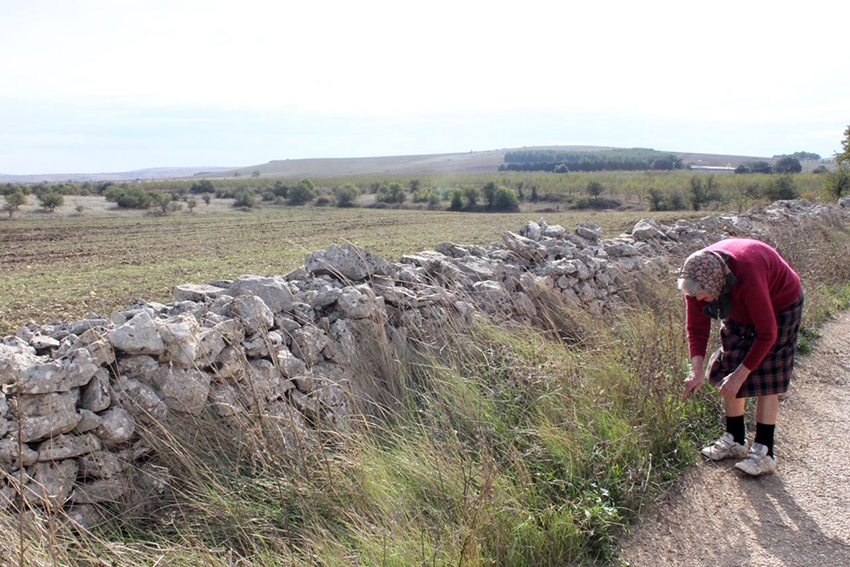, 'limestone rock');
94,408,136,446
15,391,81,443
150,366,211,415
173,283,229,302
228,295,274,335
228,275,294,313
336,285,379,319
113,375,168,419
18,347,100,395
156,313,201,366
107,312,166,355
36,433,101,461
0,437,39,469
305,243,395,281
290,325,330,366
26,459,78,507
79,368,111,412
